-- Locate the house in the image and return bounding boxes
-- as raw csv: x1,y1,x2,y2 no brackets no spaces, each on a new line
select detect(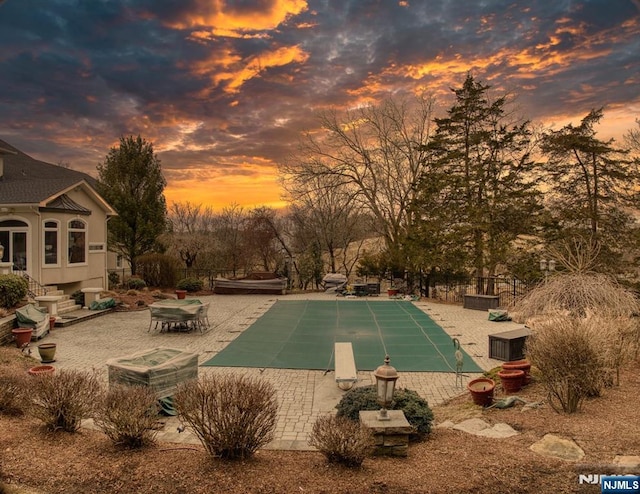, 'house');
0,138,116,295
